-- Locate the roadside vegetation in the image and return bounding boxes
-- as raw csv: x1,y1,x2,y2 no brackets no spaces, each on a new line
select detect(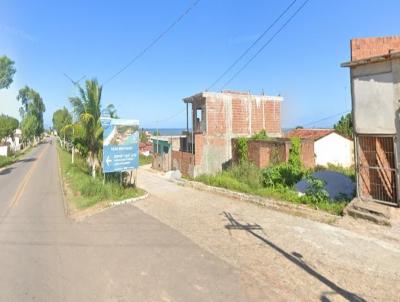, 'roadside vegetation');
139,154,152,165
0,146,32,168
0,156,13,168
54,78,145,210
58,145,143,209
196,134,350,215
